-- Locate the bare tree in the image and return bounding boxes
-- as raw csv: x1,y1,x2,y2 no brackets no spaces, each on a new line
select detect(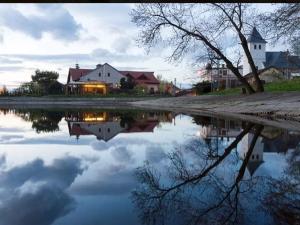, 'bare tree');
261,3,300,43
131,3,265,94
